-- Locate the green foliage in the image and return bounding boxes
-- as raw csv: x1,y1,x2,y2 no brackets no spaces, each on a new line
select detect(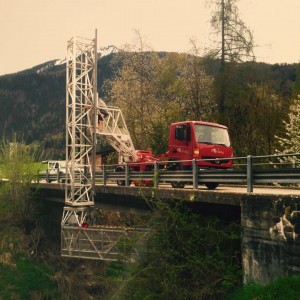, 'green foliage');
293,63,300,97
228,81,285,156
230,275,300,300
0,70,65,158
0,137,43,221
113,198,242,299
0,254,56,299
